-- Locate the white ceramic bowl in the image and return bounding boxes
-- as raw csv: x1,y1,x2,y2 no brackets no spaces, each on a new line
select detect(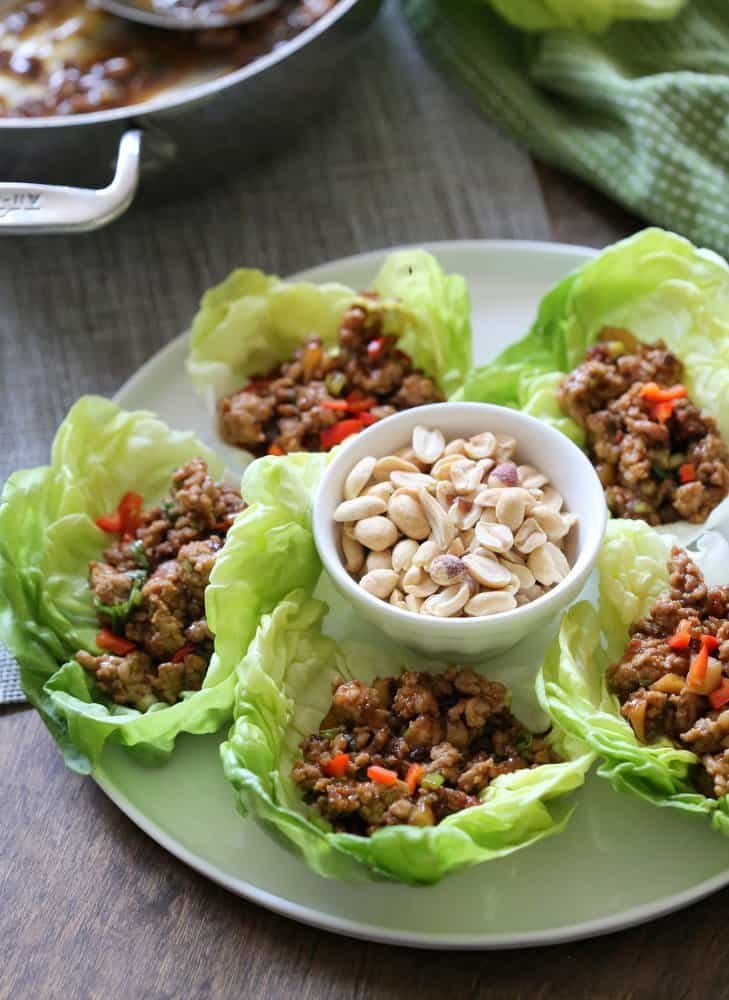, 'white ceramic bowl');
313,402,606,661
